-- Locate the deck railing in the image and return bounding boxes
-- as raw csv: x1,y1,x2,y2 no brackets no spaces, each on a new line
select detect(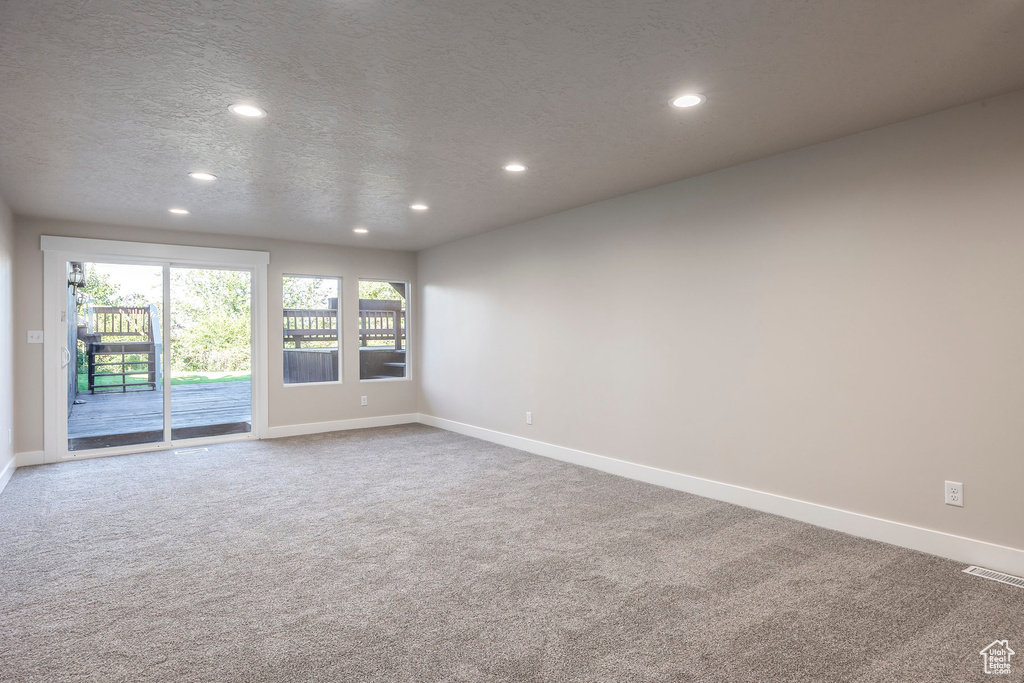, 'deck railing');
359,309,404,350
87,305,155,341
359,299,405,350
81,304,162,392
283,308,338,348
282,301,406,350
